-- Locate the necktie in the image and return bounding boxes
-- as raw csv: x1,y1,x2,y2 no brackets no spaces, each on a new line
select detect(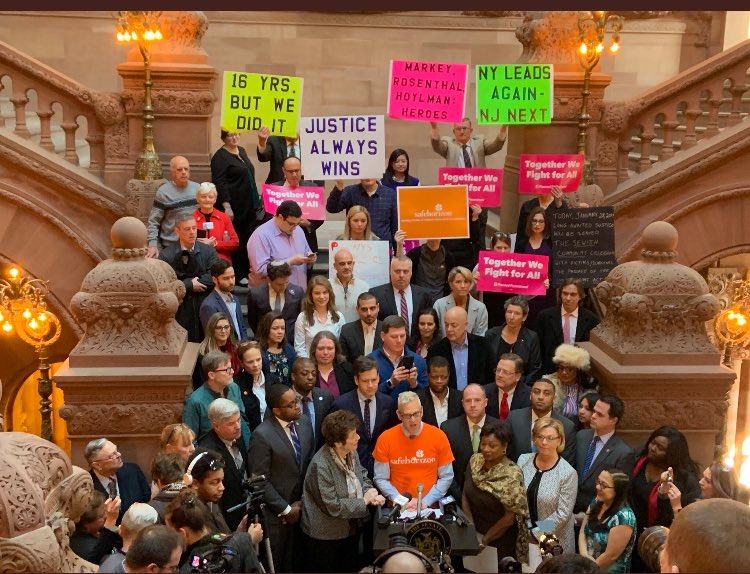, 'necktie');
462,144,473,168
563,312,573,344
500,392,510,420
273,292,282,312
583,436,601,475
289,421,302,466
363,398,372,440
301,396,312,419
399,290,409,325
107,478,117,499
230,441,243,470
288,145,297,158
471,424,480,453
